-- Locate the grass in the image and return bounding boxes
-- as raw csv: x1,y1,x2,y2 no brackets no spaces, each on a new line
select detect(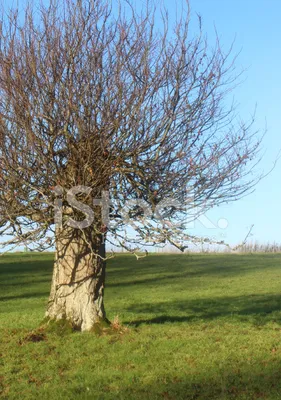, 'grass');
2,253,281,399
